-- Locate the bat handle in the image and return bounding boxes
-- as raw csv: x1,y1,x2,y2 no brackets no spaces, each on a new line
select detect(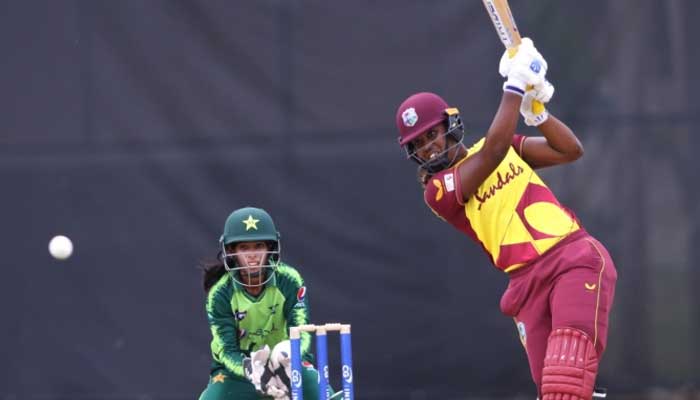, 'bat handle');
507,47,519,58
